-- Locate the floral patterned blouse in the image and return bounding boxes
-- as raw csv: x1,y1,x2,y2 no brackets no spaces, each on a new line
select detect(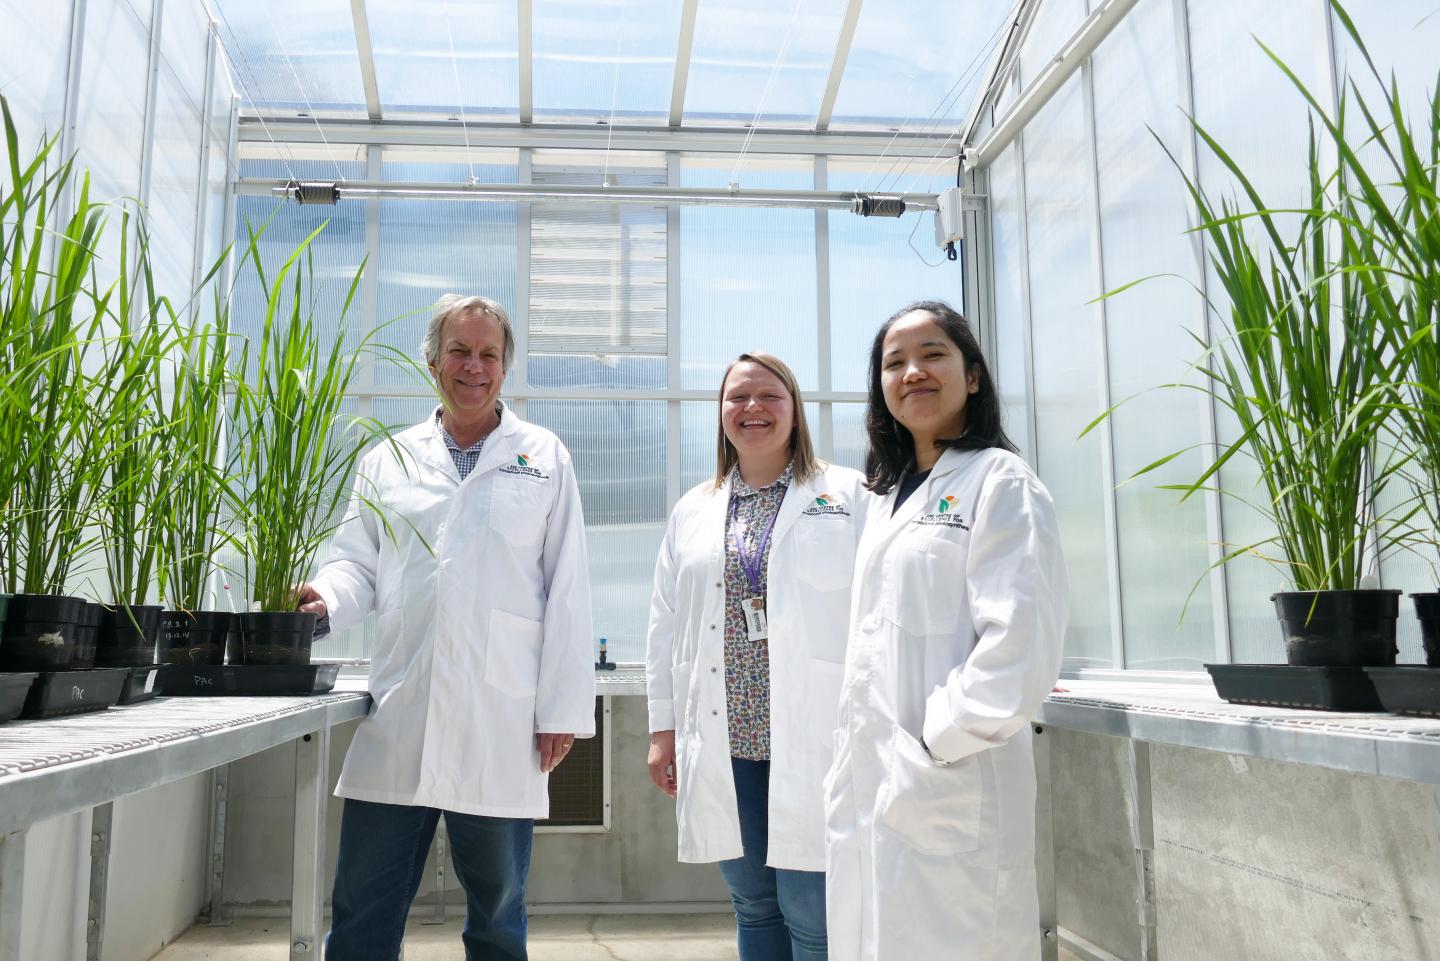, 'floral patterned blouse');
723,464,791,760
